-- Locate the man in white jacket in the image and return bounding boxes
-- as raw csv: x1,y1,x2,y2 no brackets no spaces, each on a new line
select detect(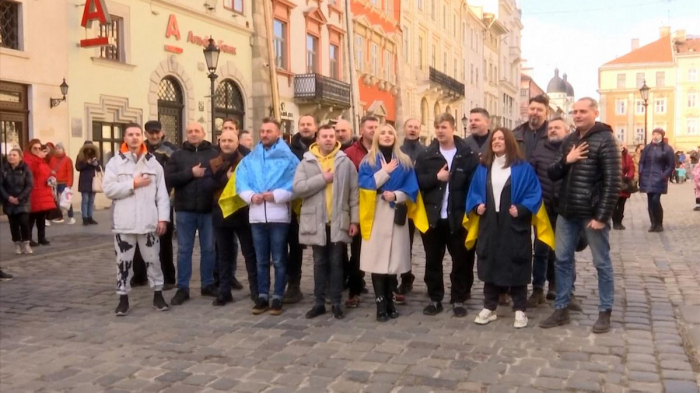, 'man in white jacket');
103,123,171,316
